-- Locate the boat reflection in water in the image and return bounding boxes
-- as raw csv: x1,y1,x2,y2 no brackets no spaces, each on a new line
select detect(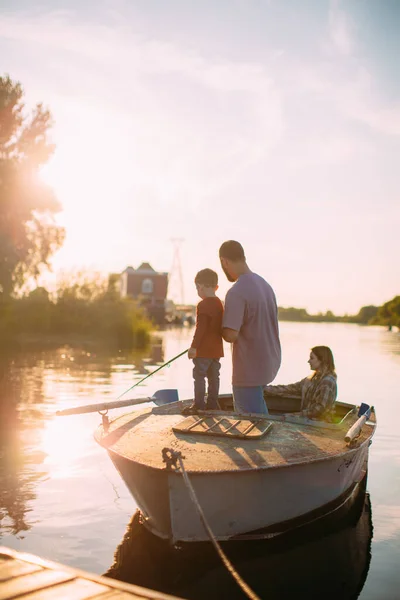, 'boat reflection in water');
105,485,372,600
